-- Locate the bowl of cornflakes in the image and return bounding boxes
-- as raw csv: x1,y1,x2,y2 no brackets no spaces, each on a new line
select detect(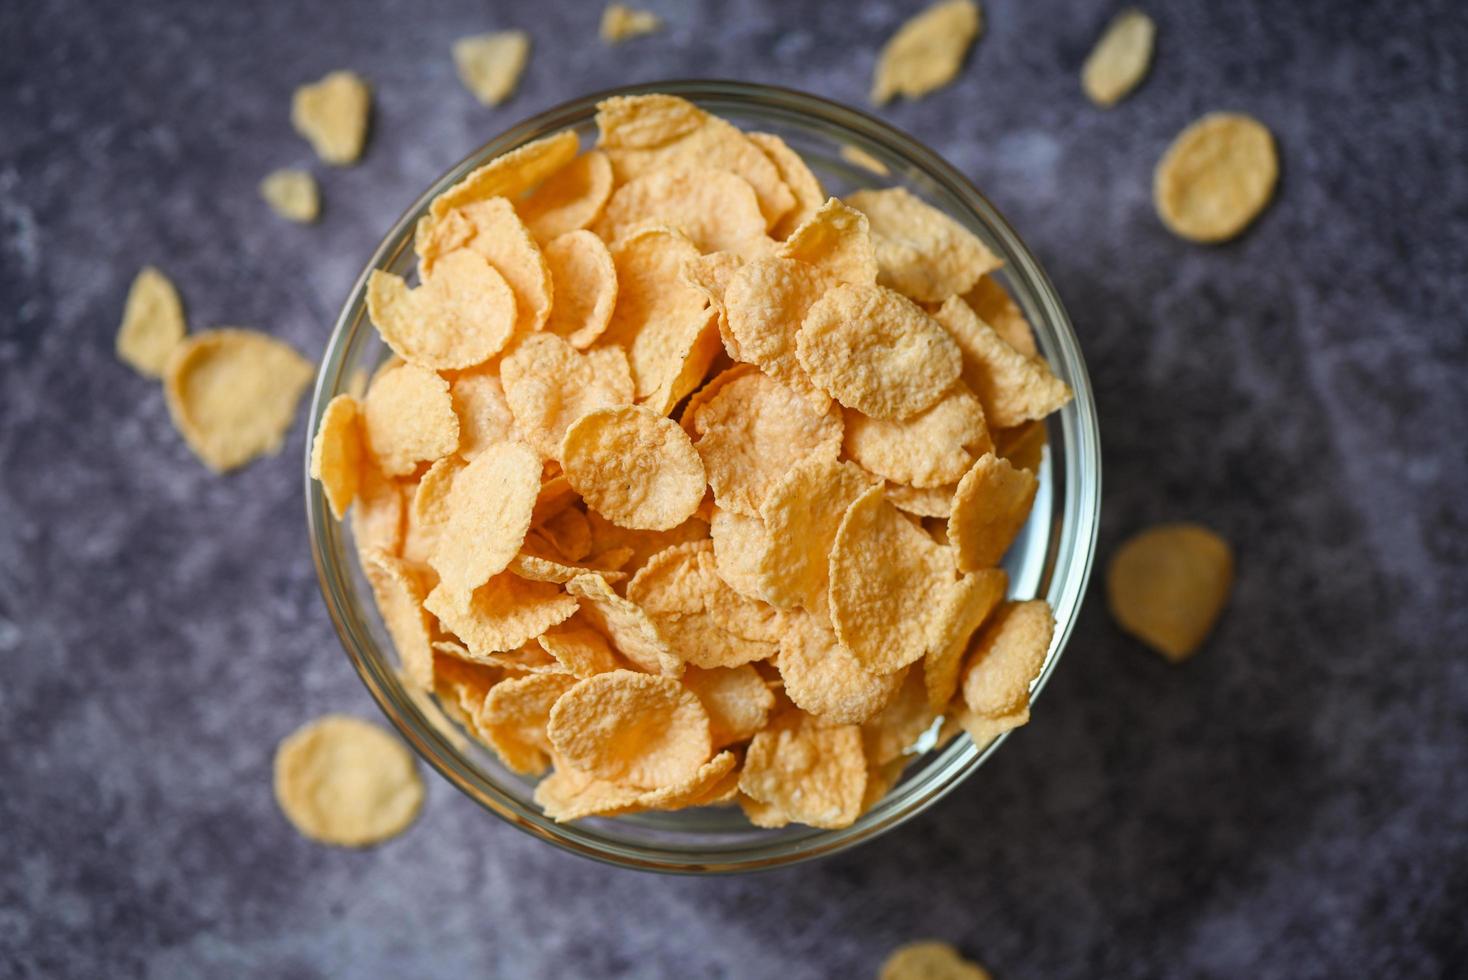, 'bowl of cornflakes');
305,80,1100,872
